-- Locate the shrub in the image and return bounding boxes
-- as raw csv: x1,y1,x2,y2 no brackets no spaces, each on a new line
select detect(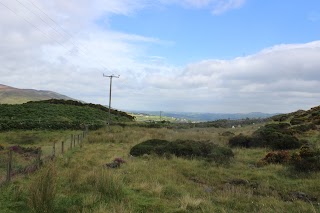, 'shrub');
221,131,235,137
229,134,252,148
268,133,303,150
261,151,291,164
130,139,234,164
271,114,290,122
129,139,170,156
290,118,305,125
292,124,317,133
206,146,234,164
251,123,303,150
290,144,320,172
